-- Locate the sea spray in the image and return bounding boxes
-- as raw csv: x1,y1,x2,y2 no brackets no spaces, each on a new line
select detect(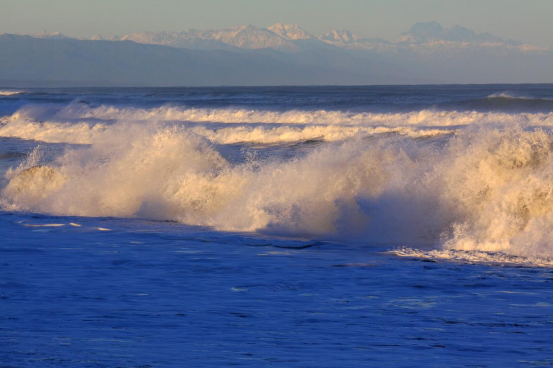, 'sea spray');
3,119,553,260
